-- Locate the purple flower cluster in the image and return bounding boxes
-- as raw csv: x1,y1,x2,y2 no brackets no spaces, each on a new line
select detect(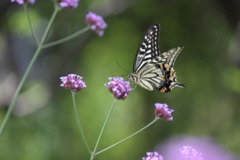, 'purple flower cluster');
58,0,79,8
85,12,107,36
142,152,163,160
60,74,86,92
142,146,203,160
154,103,174,121
179,146,204,160
105,77,132,100
11,0,35,4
